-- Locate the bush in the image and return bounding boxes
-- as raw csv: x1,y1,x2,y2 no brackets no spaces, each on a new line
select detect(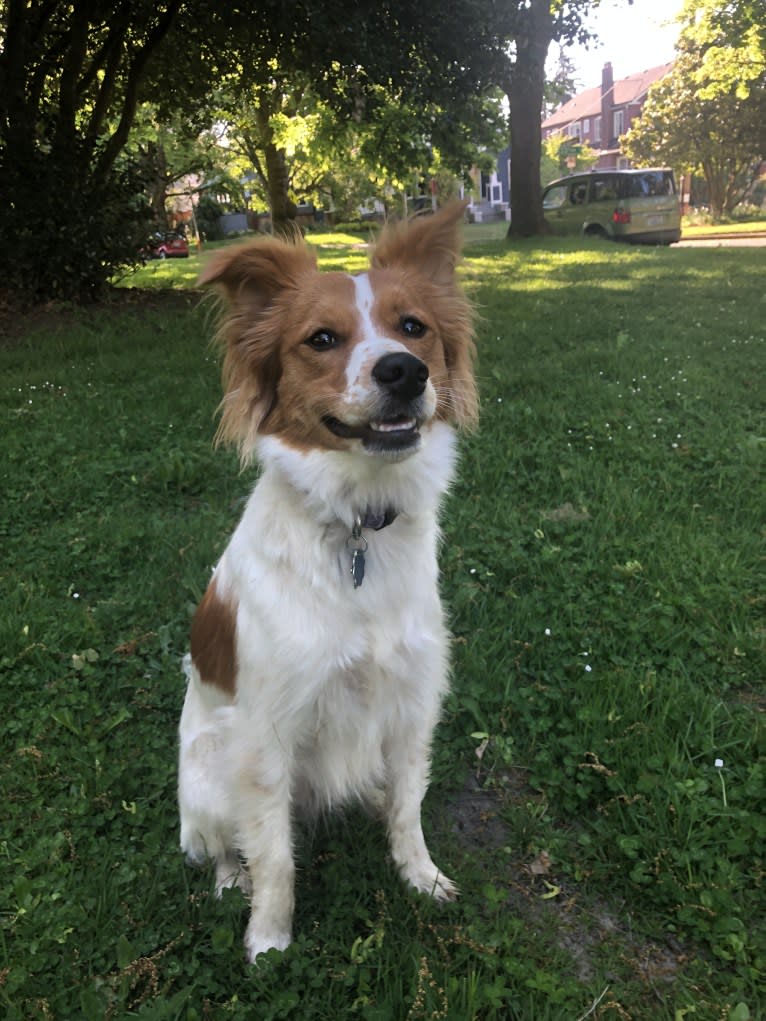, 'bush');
195,195,227,241
332,221,381,234
0,142,152,305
